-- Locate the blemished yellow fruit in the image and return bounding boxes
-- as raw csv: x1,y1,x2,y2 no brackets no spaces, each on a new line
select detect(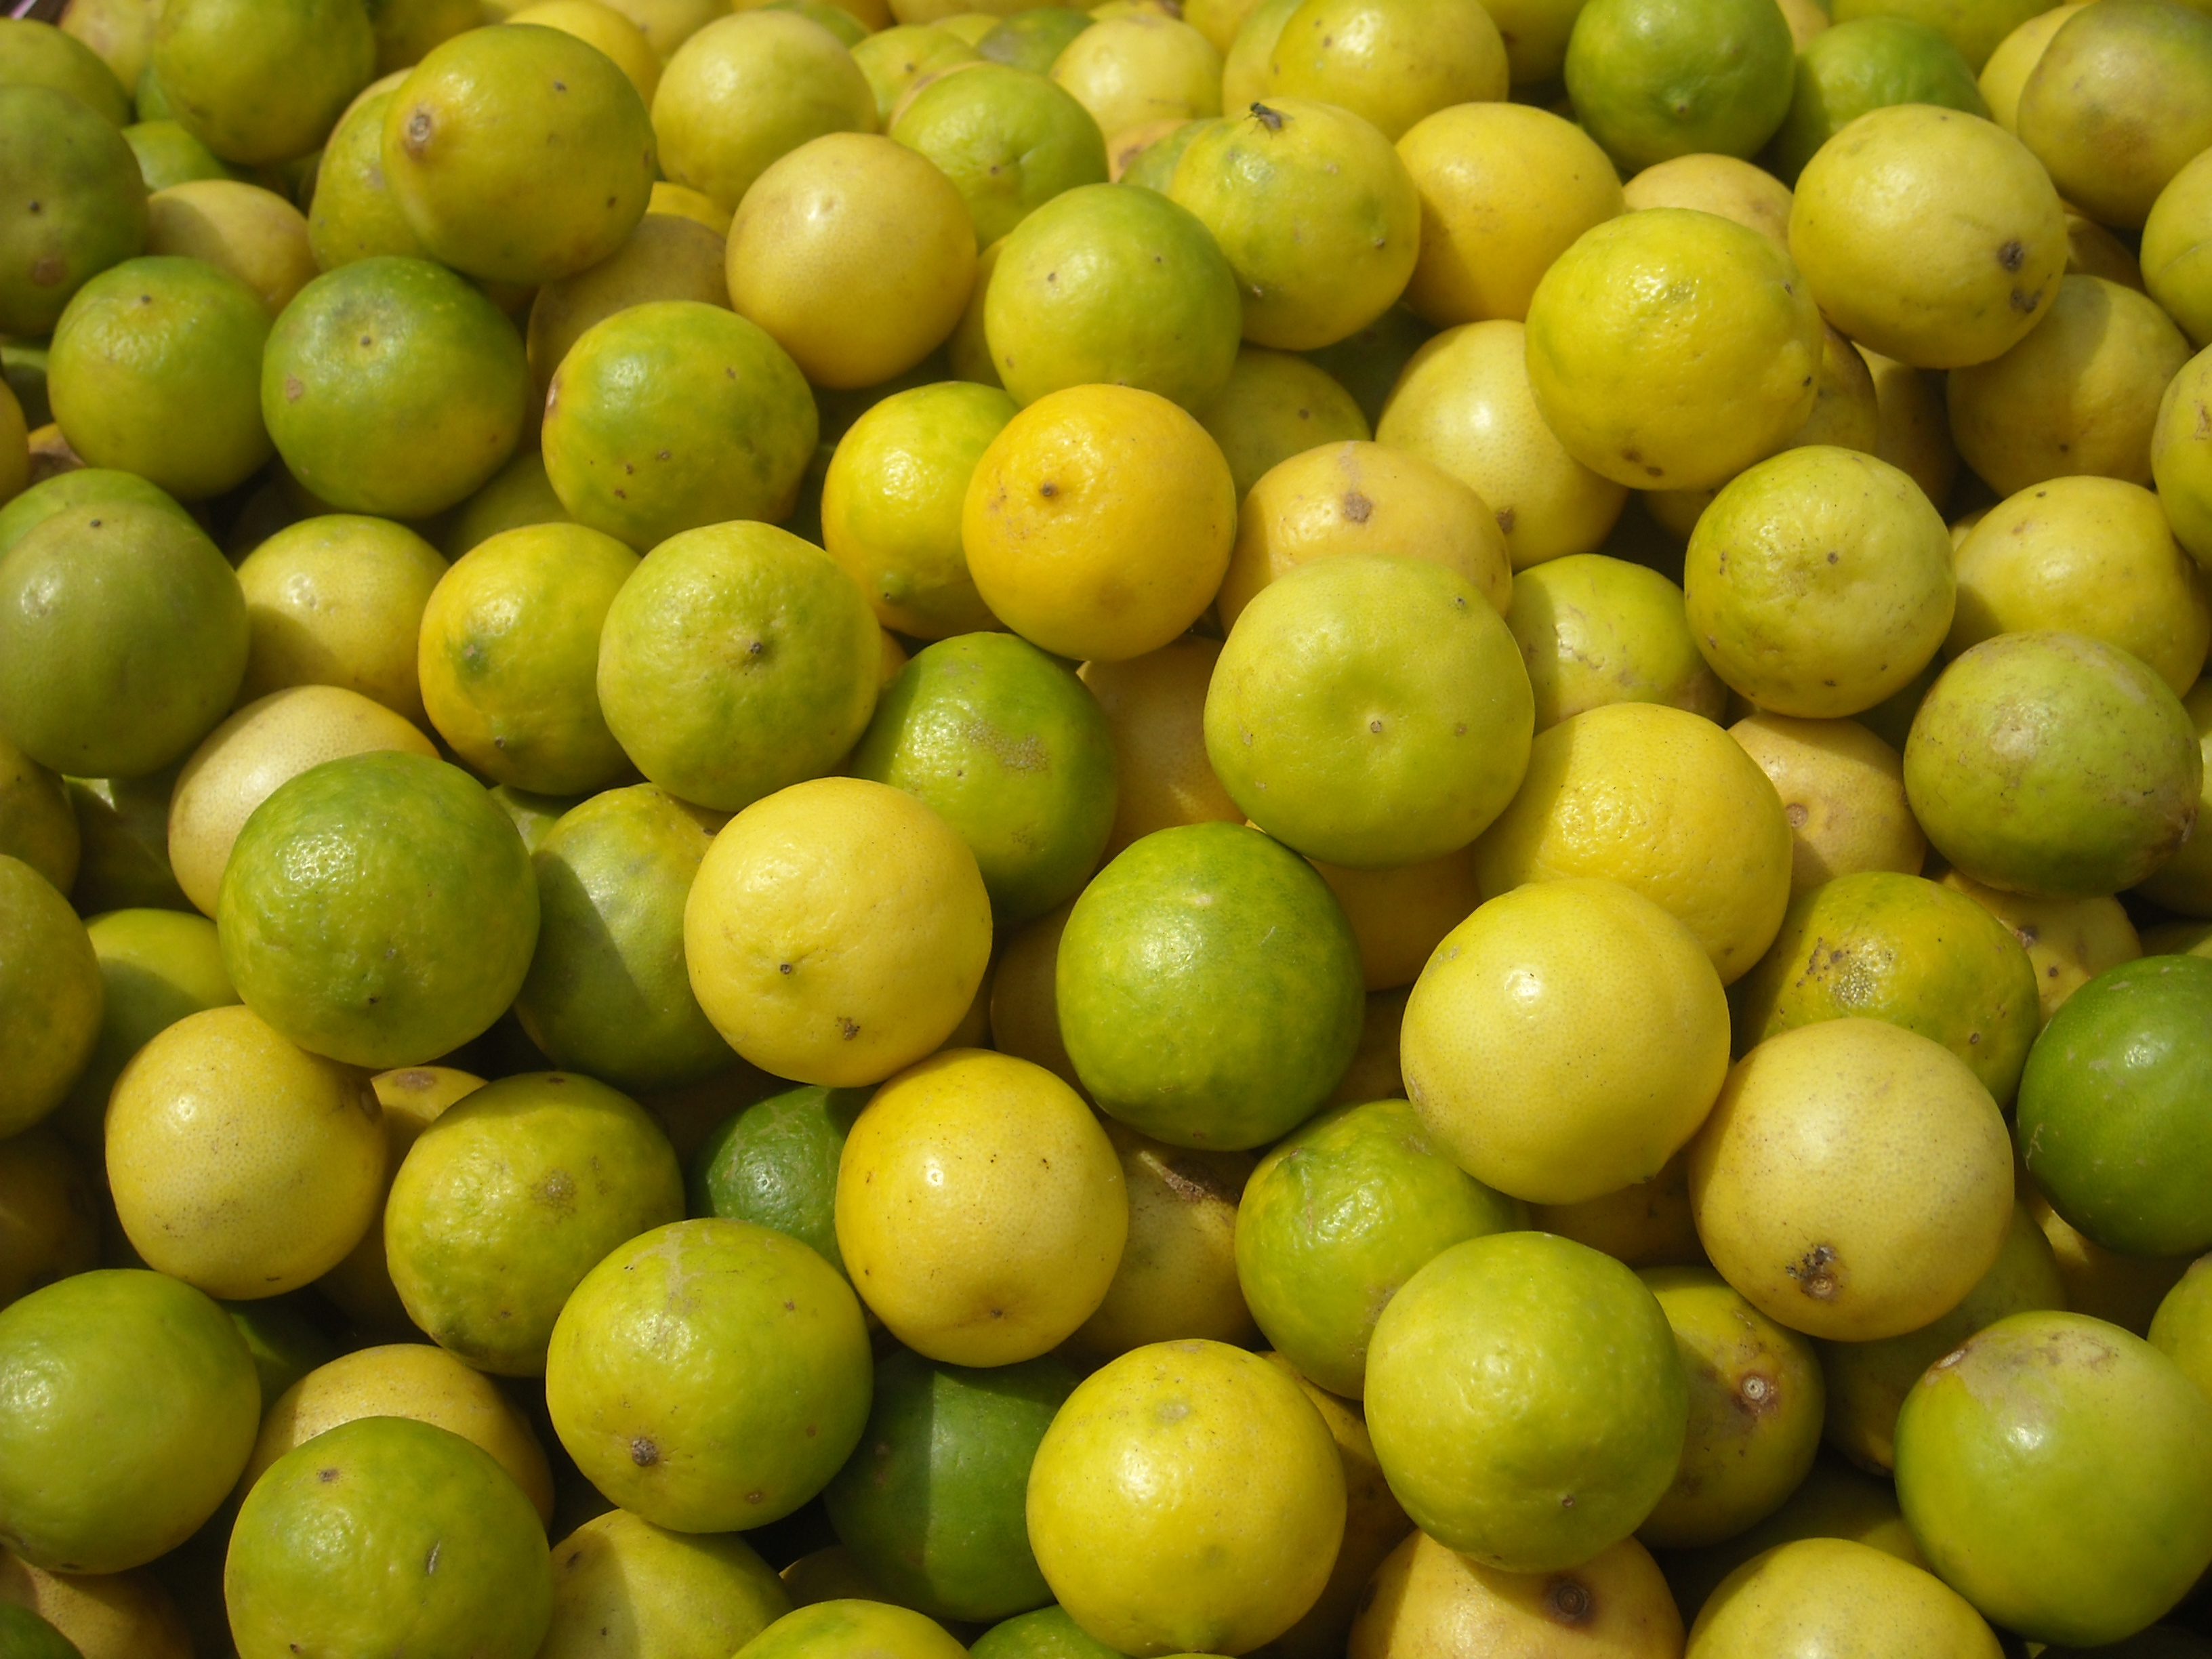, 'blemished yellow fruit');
1947,273,2192,496
508,0,663,105
684,777,994,1088
1050,13,1222,138
962,383,1237,662
1524,208,1822,491
1978,2,2085,131
2137,678,2212,917
1622,153,1793,251
834,1048,1126,1365
1862,348,1961,509
1473,700,1795,984
166,686,437,918
1687,1019,2015,1340
1402,878,1731,1206
1529,1147,1707,1270
143,180,317,316
1509,553,1727,733
1259,0,1509,142
1938,867,2142,1025
105,1004,385,1300
1352,1531,1684,1659
2144,148,2212,351
1026,1339,1347,1656
1376,319,1629,569
1728,714,1926,901
1788,104,2066,370
852,26,977,123
1397,103,1624,328
1685,1537,2005,1657
1078,637,1245,859
237,1343,556,1523
1950,476,2211,696
725,132,976,391
0,1554,195,1659
1219,440,1511,629
1311,843,1484,992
